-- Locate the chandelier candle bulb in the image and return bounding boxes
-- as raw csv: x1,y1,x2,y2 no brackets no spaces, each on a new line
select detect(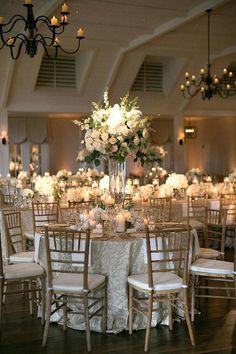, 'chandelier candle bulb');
77,28,85,37
50,16,58,26
7,37,14,45
0,16,4,24
25,0,32,4
226,84,231,90
61,3,69,12
53,37,60,46
61,15,68,23
223,68,227,75
200,68,205,75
